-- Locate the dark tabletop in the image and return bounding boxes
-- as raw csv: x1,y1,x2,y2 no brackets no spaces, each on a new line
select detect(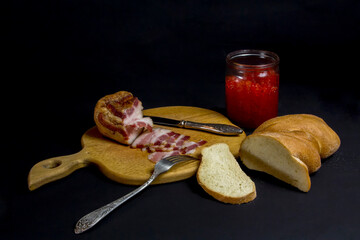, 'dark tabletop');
6,1,360,239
